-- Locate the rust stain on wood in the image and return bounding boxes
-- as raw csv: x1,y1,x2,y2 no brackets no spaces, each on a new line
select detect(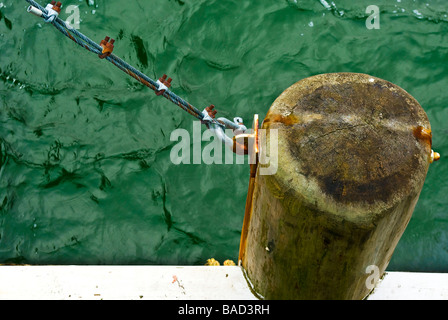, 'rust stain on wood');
413,125,432,148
